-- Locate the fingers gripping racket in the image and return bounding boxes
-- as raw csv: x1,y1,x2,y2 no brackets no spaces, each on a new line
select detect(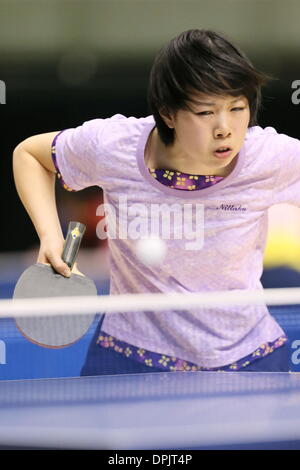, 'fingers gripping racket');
13,221,97,348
